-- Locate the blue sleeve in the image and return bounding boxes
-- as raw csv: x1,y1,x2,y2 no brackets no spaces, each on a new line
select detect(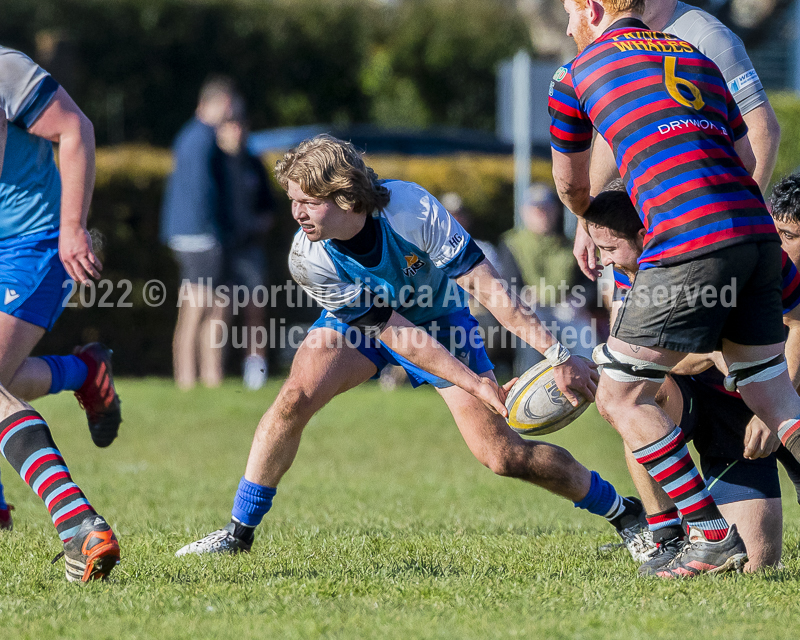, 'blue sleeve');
438,238,485,279
14,76,59,129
